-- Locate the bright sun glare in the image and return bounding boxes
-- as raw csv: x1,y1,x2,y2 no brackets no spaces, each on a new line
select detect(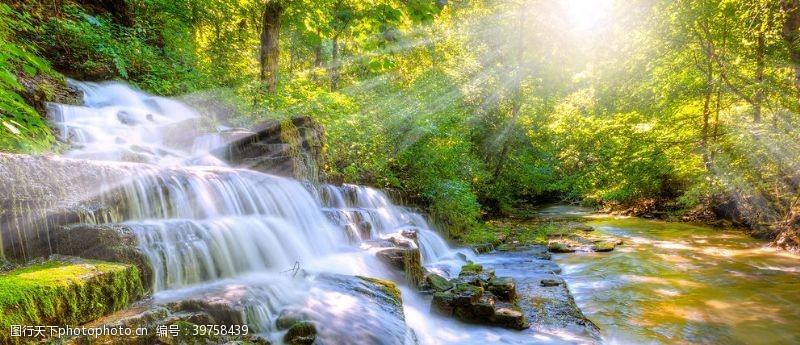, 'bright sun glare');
559,0,615,31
